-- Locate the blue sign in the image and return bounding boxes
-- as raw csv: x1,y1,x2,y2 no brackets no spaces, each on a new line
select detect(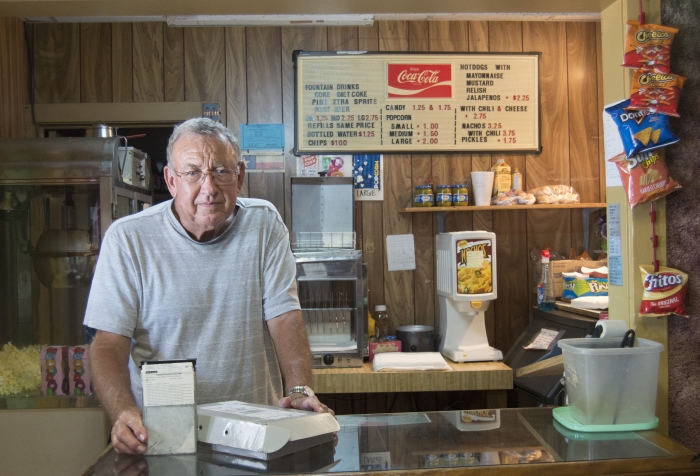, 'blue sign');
240,124,285,150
